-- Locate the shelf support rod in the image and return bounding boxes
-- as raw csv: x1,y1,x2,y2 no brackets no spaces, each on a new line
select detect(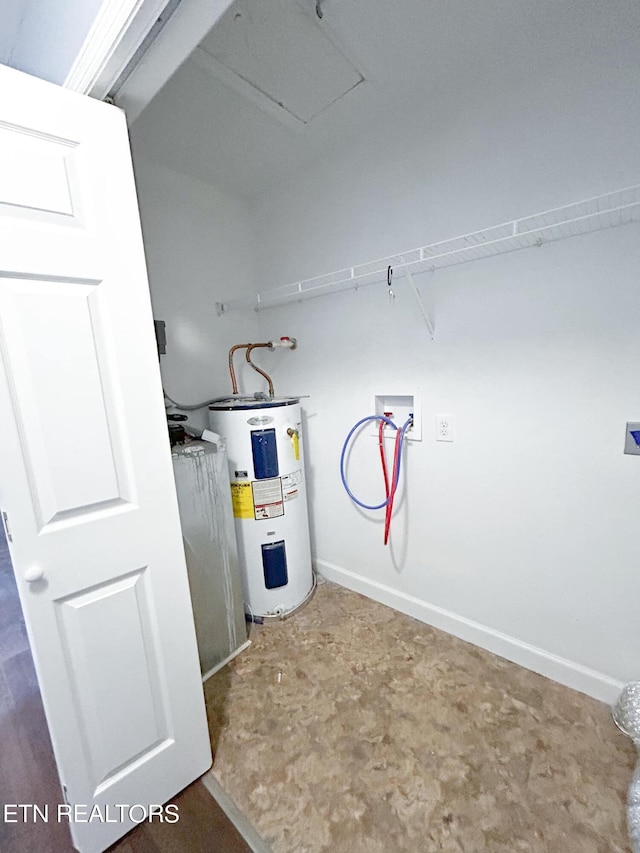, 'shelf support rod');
401,259,435,340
